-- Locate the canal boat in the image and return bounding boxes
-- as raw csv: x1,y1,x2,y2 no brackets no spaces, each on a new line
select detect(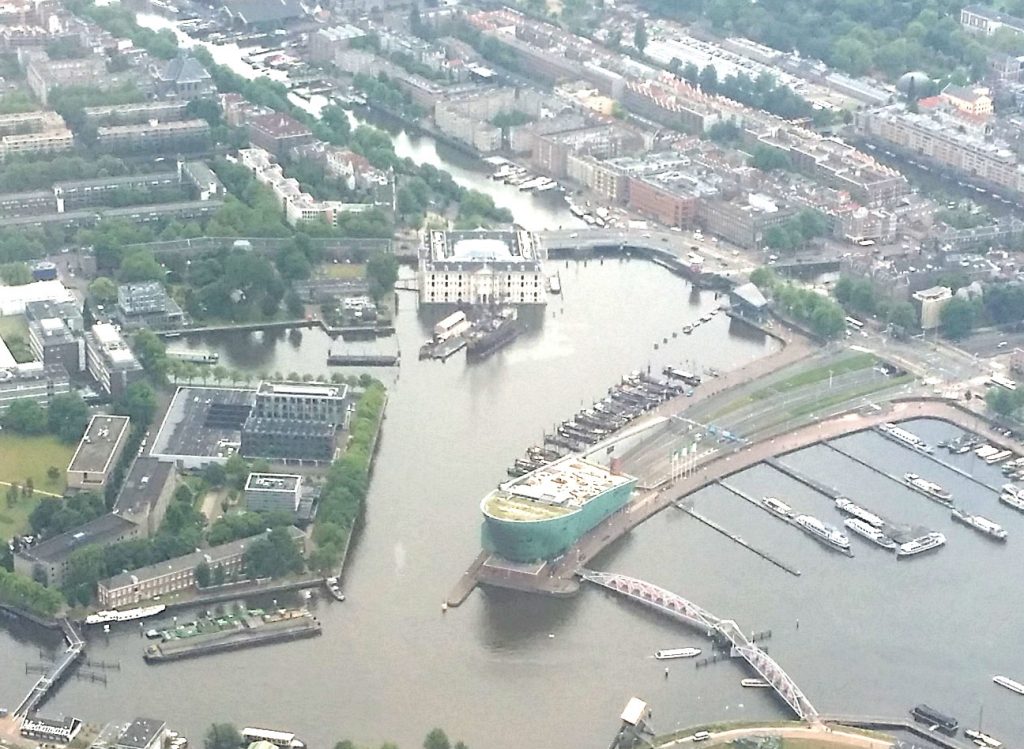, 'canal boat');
993,674,1024,695
951,507,1007,540
325,577,346,602
896,532,946,558
762,496,794,519
965,729,1003,749
85,604,166,625
740,678,770,688
999,484,1024,512
902,473,953,504
654,647,701,660
794,514,850,552
843,518,896,549
877,423,933,453
834,497,884,528
663,367,701,386
910,704,958,736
